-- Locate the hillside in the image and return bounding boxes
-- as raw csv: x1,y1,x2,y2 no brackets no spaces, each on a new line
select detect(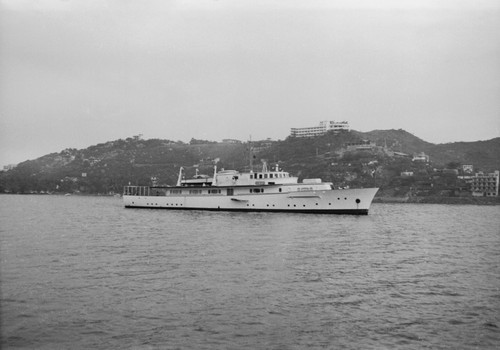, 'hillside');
1,131,499,195
427,138,500,170
354,129,434,154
